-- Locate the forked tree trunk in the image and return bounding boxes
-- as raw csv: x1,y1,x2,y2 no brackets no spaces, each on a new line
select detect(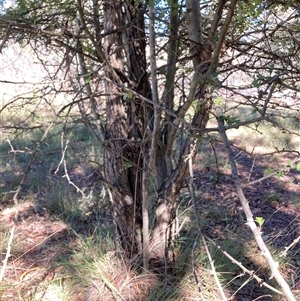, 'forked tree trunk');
103,0,212,264
150,0,213,262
